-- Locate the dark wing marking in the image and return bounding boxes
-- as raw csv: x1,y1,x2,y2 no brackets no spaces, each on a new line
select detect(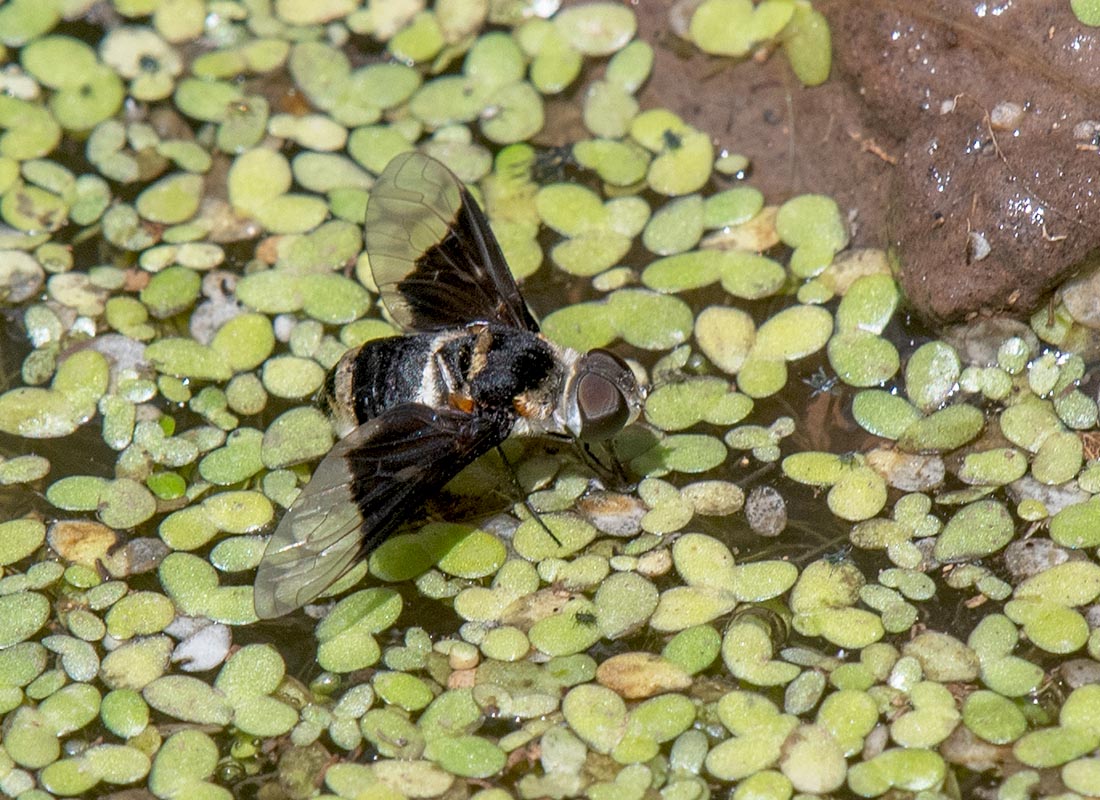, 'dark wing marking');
253,403,513,619
365,151,539,333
